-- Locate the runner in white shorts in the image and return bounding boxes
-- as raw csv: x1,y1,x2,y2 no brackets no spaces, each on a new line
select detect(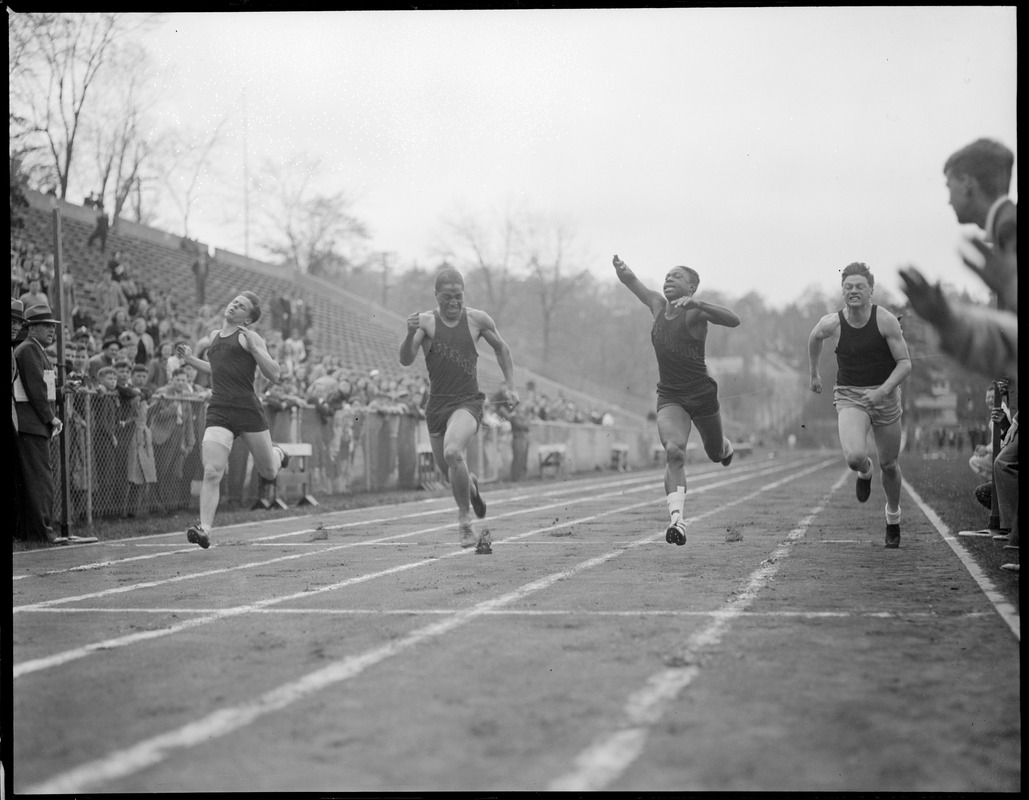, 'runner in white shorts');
808,262,912,548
